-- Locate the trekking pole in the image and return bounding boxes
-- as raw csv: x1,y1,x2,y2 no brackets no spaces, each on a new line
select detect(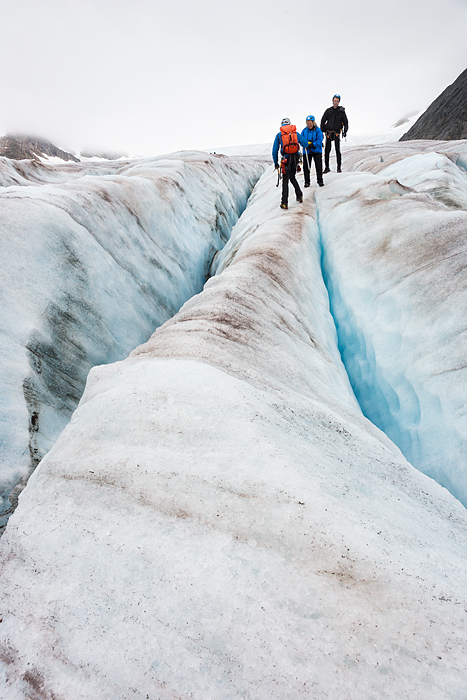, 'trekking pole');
276,165,281,187
303,145,311,184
